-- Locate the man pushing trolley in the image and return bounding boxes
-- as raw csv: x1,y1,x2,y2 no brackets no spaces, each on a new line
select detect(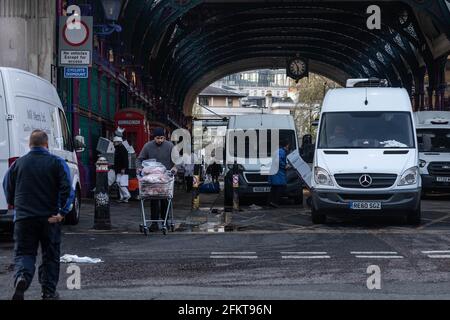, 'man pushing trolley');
136,127,177,235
